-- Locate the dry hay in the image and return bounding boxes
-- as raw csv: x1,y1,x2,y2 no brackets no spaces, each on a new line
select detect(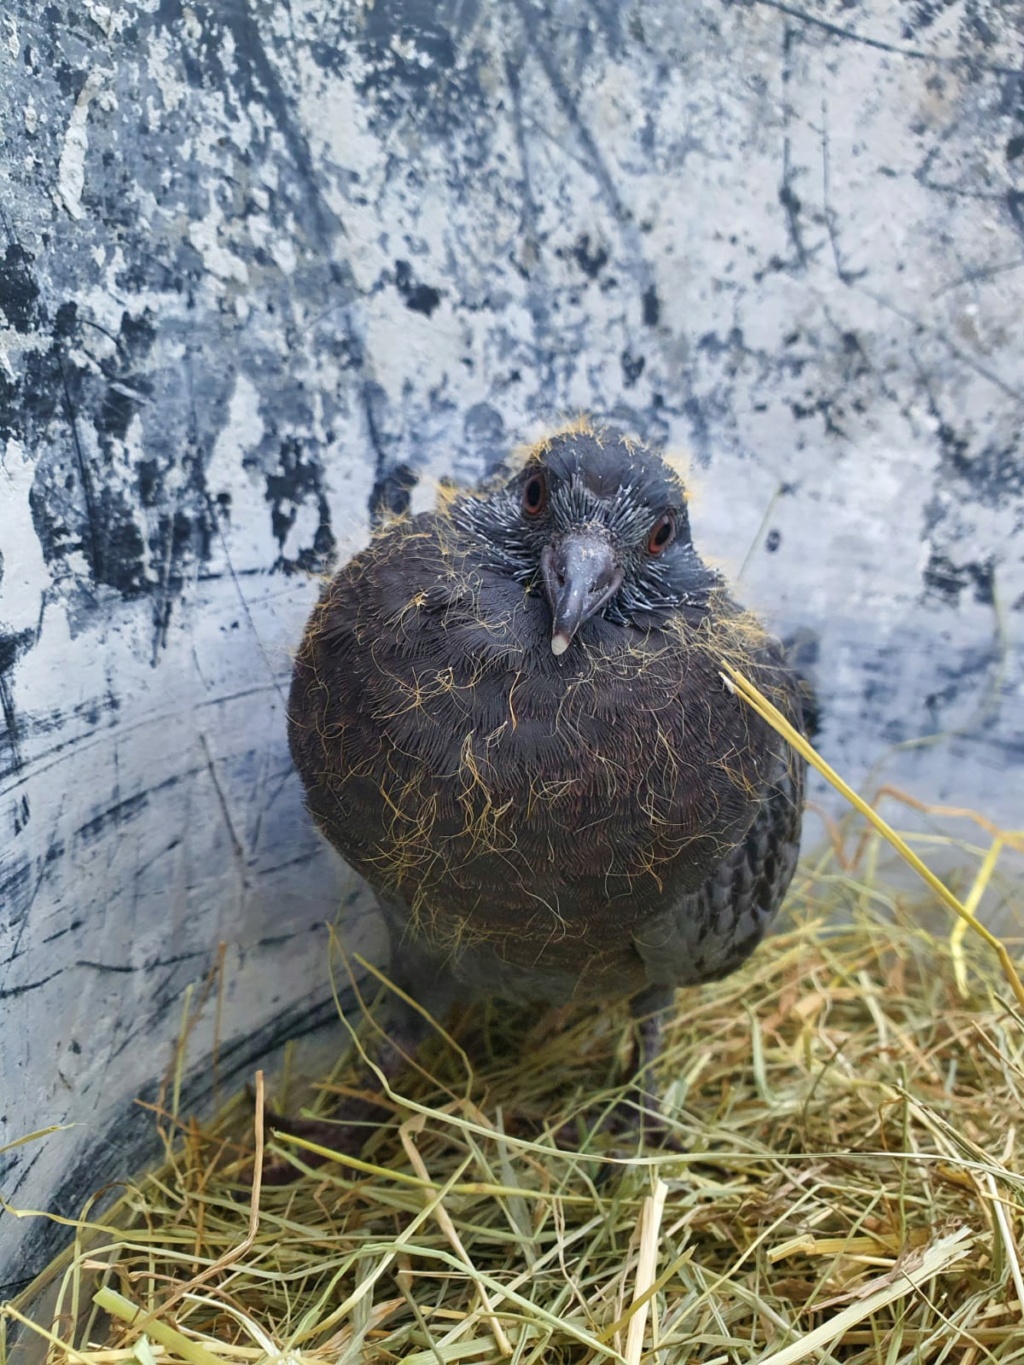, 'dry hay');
3,692,1024,1364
